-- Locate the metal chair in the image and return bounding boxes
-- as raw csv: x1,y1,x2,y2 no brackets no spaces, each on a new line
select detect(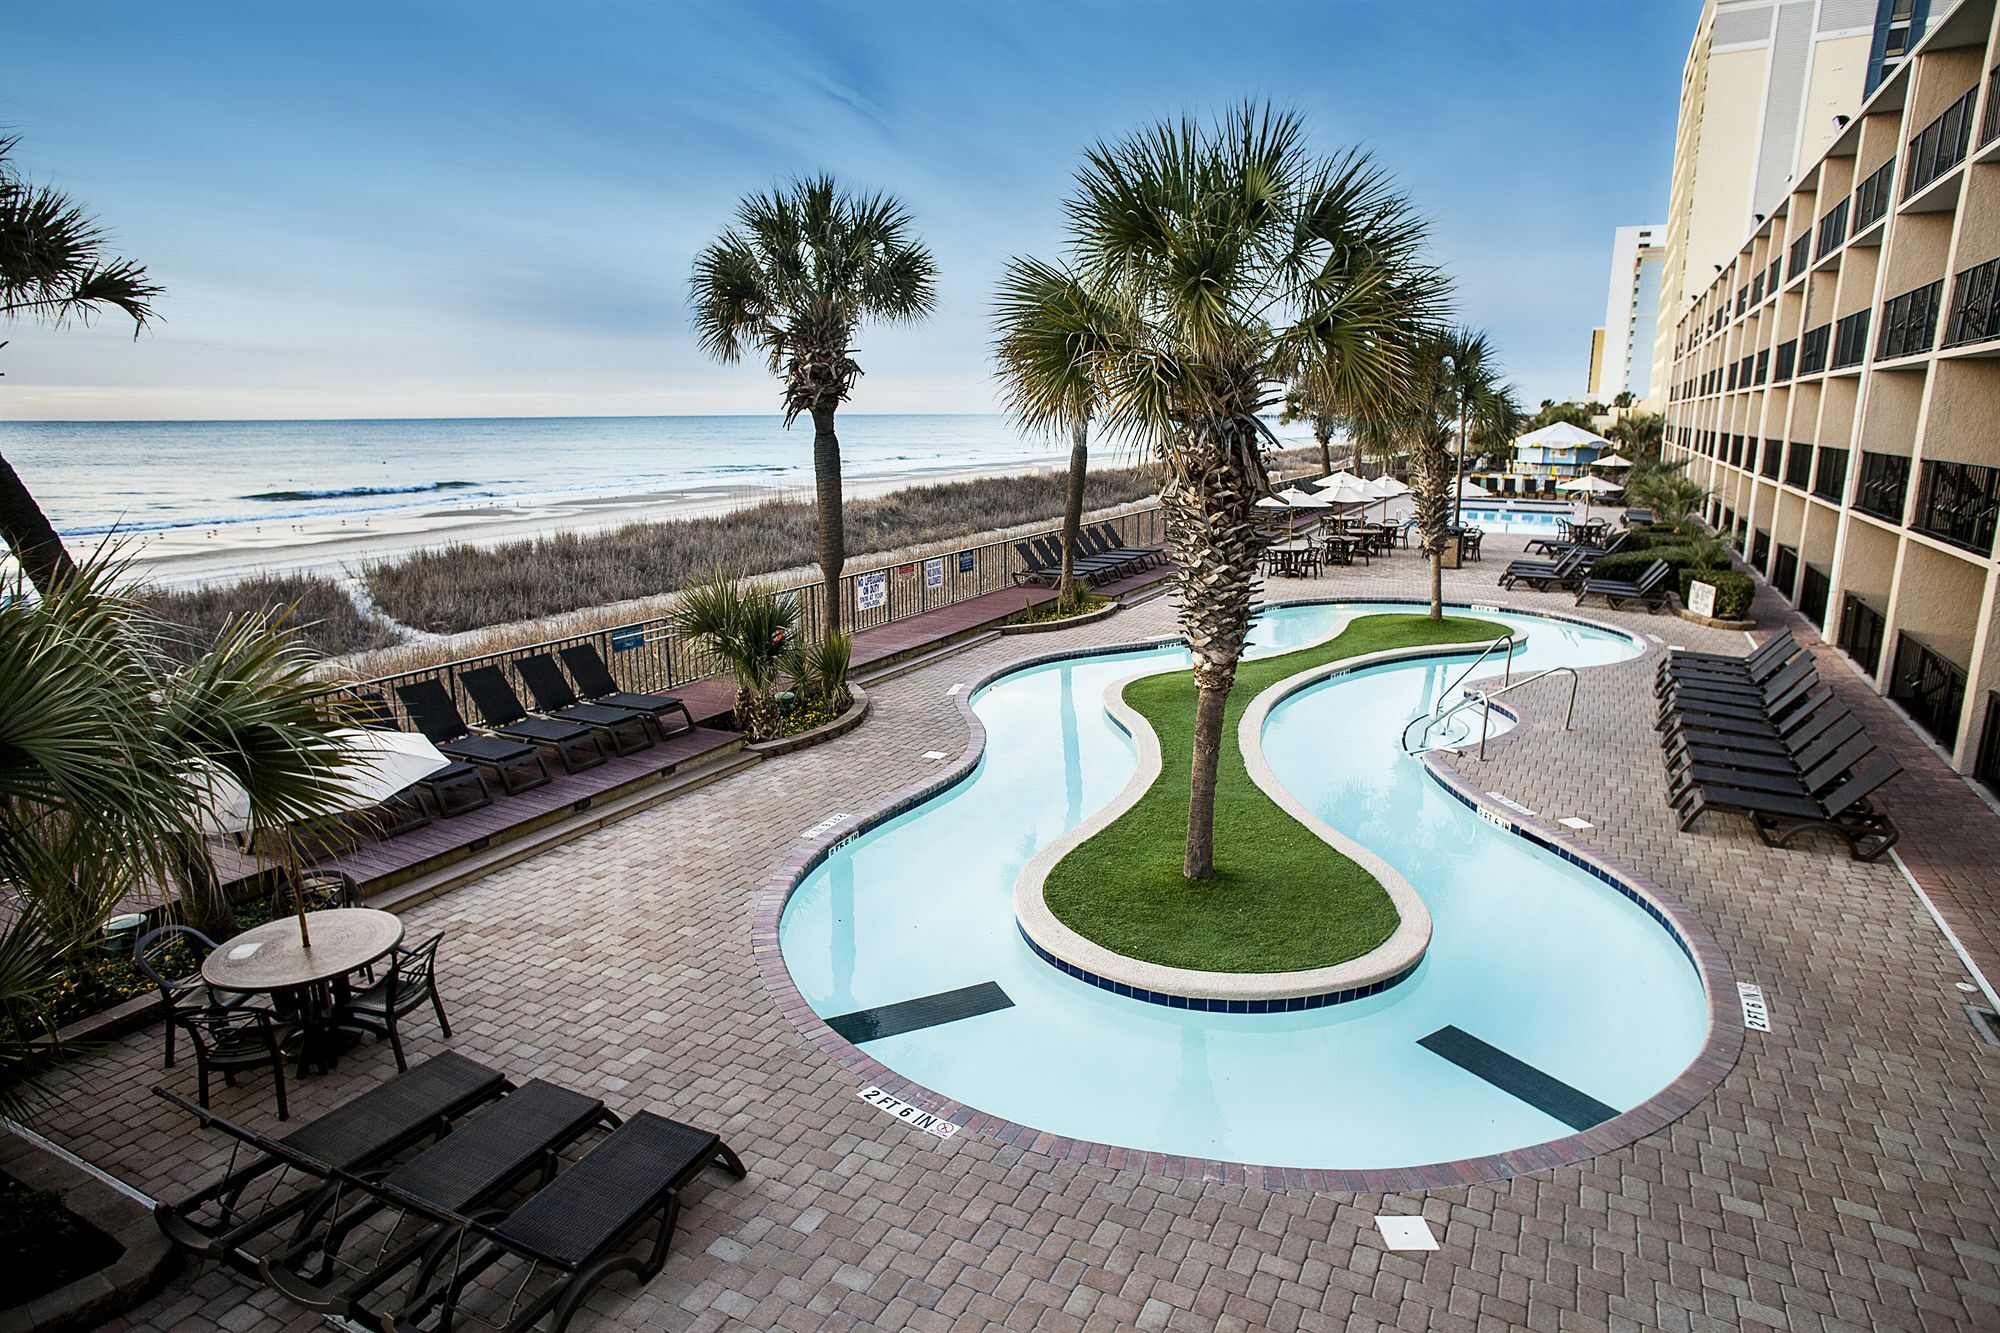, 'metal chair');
341,932,450,1072
136,925,256,1069
176,1006,290,1120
